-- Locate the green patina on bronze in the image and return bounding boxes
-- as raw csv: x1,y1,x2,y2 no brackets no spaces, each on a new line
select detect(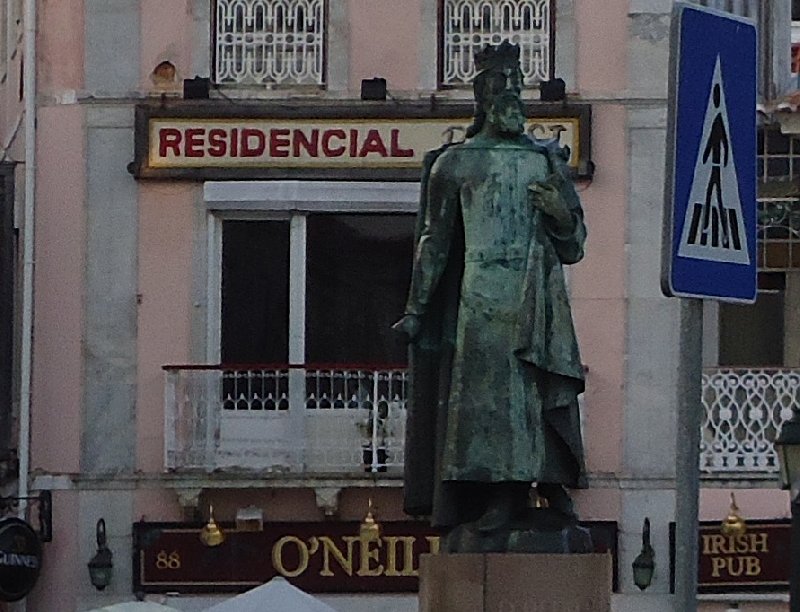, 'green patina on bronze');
395,42,589,553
